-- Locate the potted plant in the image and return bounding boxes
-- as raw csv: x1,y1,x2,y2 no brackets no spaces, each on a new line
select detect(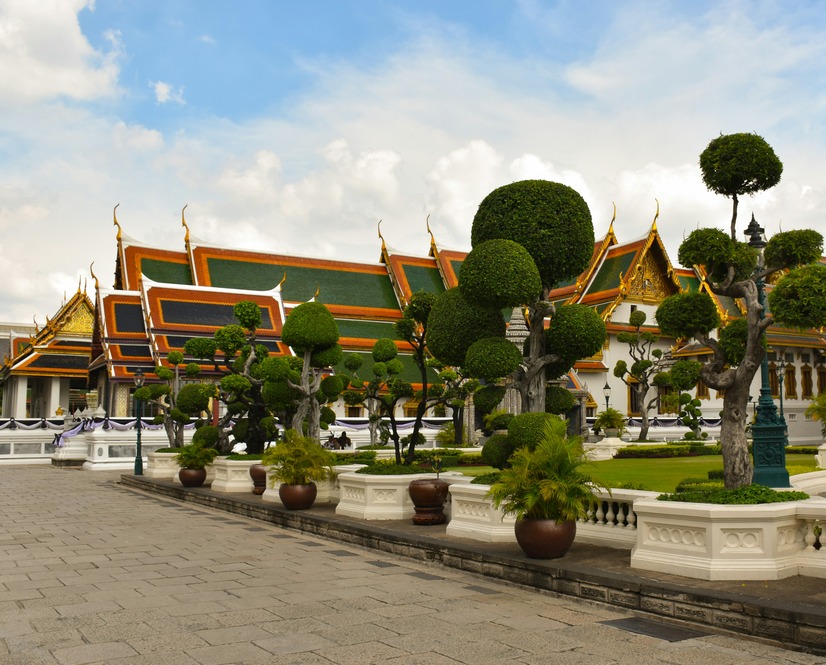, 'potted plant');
593,407,626,438
261,429,335,510
174,443,219,488
408,457,449,525
487,417,608,559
